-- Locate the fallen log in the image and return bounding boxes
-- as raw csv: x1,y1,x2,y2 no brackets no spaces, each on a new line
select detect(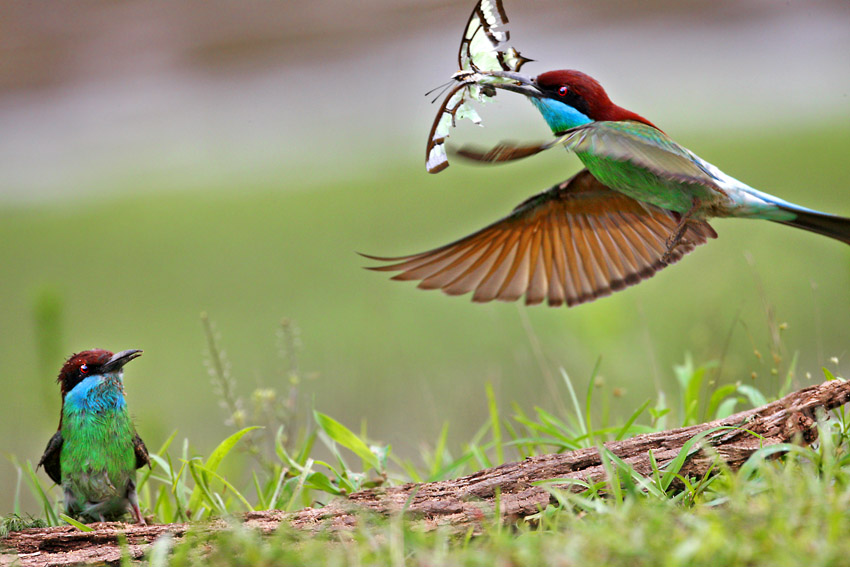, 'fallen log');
4,379,849,567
